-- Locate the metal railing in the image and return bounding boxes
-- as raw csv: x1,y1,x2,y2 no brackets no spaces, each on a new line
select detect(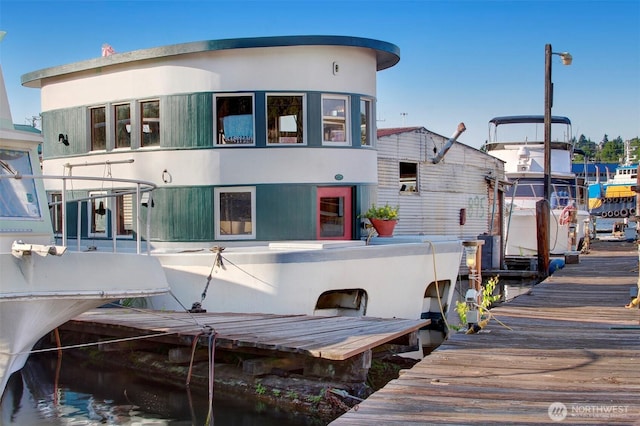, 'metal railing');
2,173,156,254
